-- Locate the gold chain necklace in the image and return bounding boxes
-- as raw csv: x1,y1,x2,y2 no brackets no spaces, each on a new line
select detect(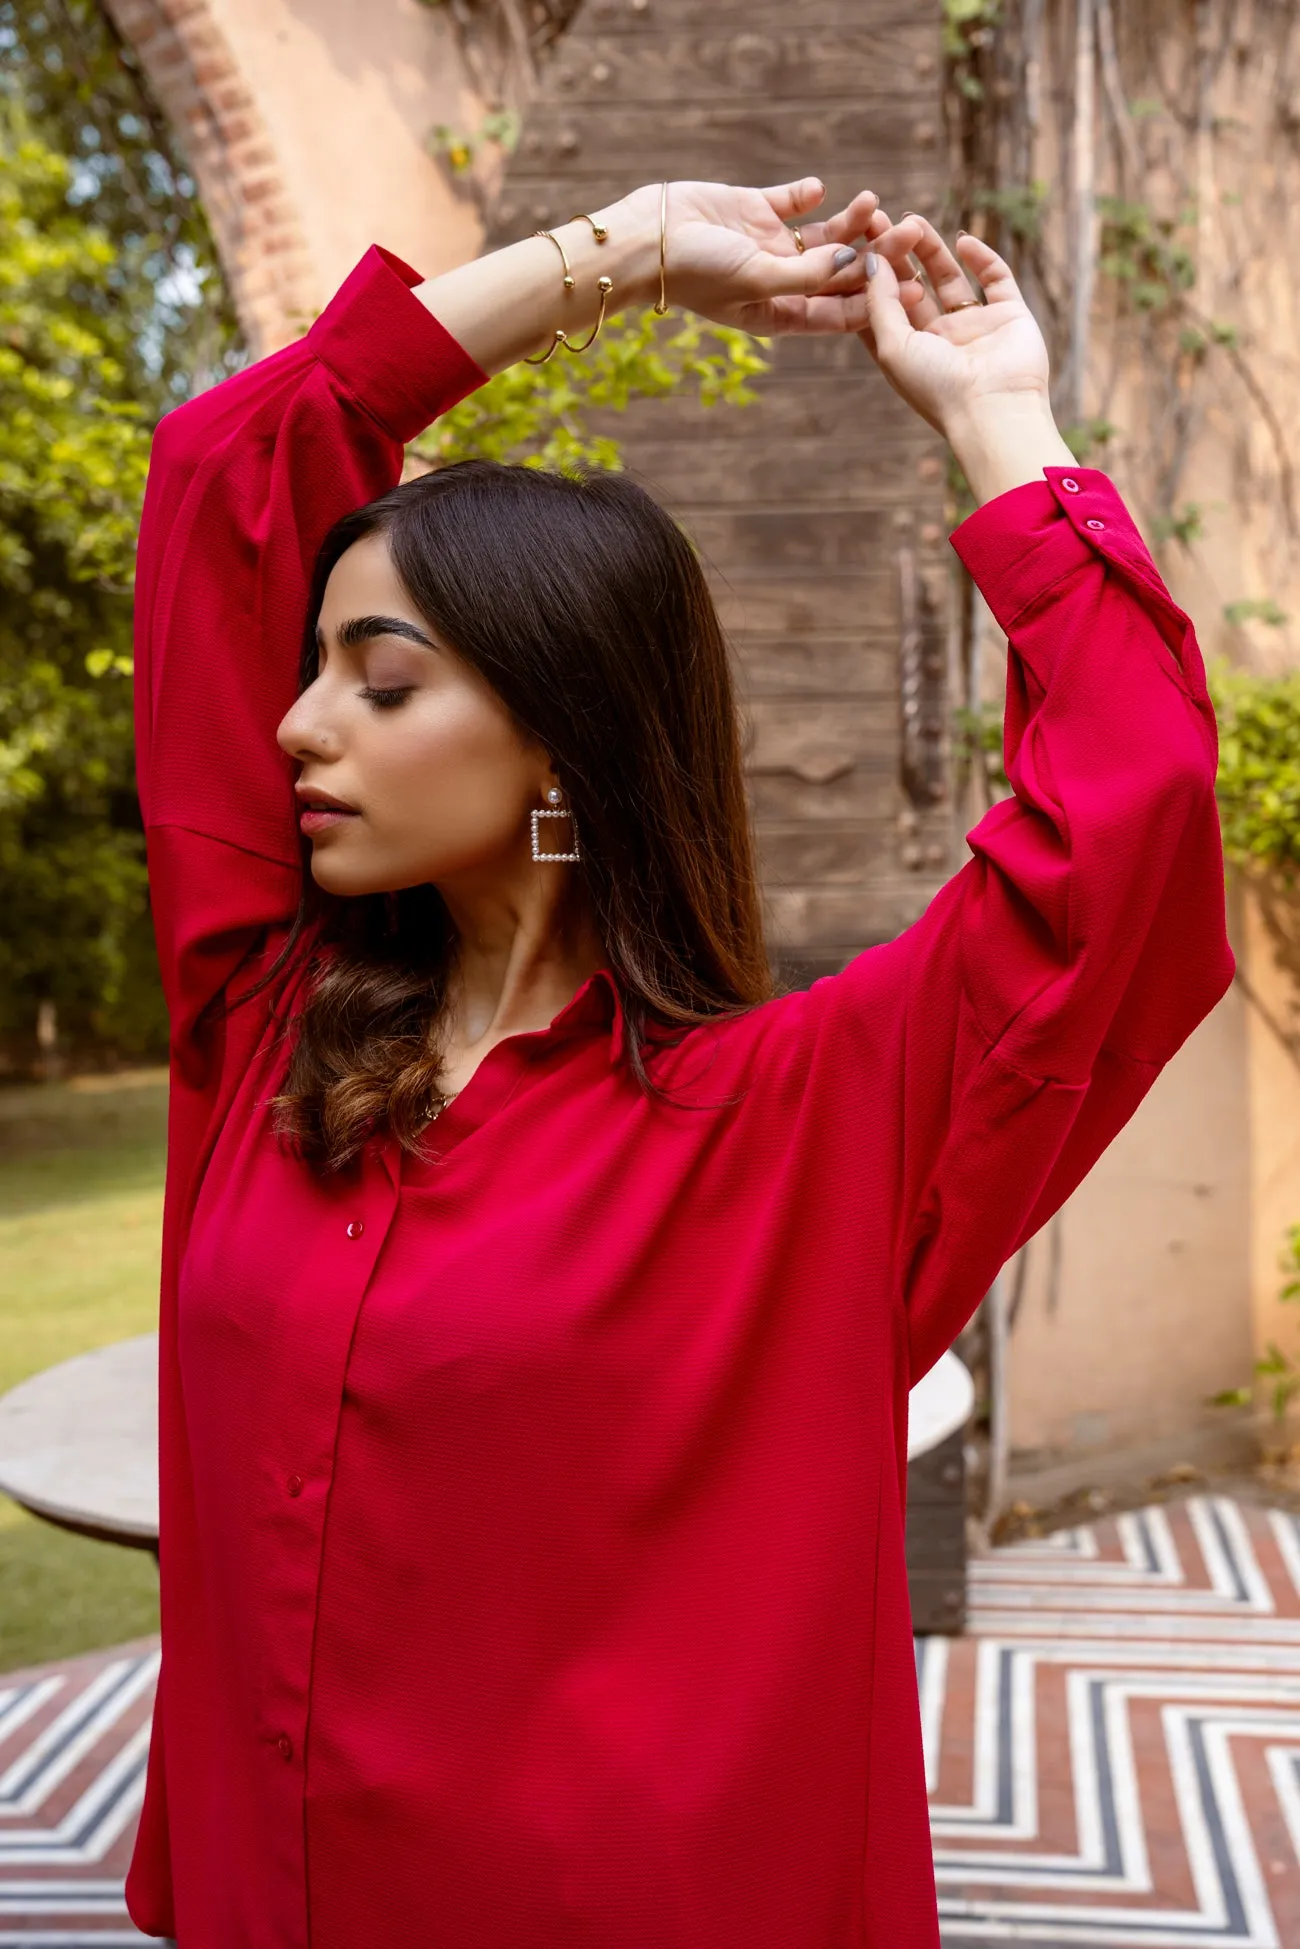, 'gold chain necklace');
419,1087,459,1130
